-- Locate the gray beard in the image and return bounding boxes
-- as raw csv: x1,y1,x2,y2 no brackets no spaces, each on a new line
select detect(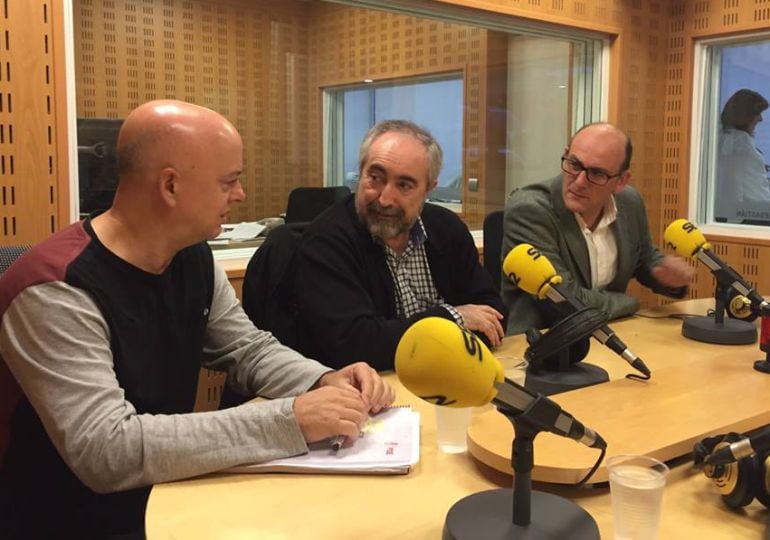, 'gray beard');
356,199,417,241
